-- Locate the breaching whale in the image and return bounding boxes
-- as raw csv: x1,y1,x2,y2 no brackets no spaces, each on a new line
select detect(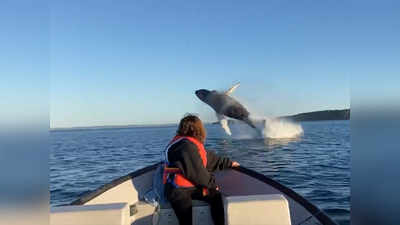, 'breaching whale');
195,83,258,135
